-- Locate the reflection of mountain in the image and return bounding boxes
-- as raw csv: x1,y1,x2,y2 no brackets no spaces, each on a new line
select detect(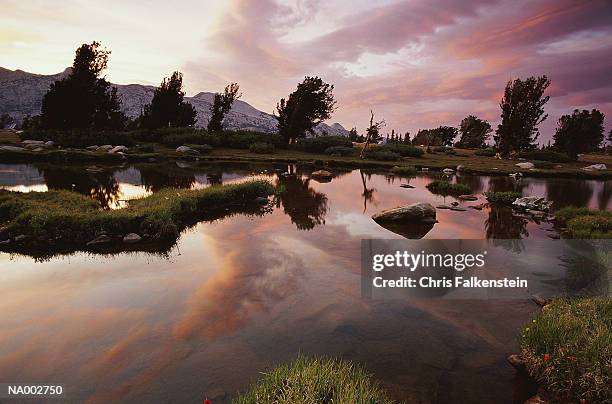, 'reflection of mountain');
0,164,45,187
546,179,593,209
276,174,328,230
485,206,529,252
